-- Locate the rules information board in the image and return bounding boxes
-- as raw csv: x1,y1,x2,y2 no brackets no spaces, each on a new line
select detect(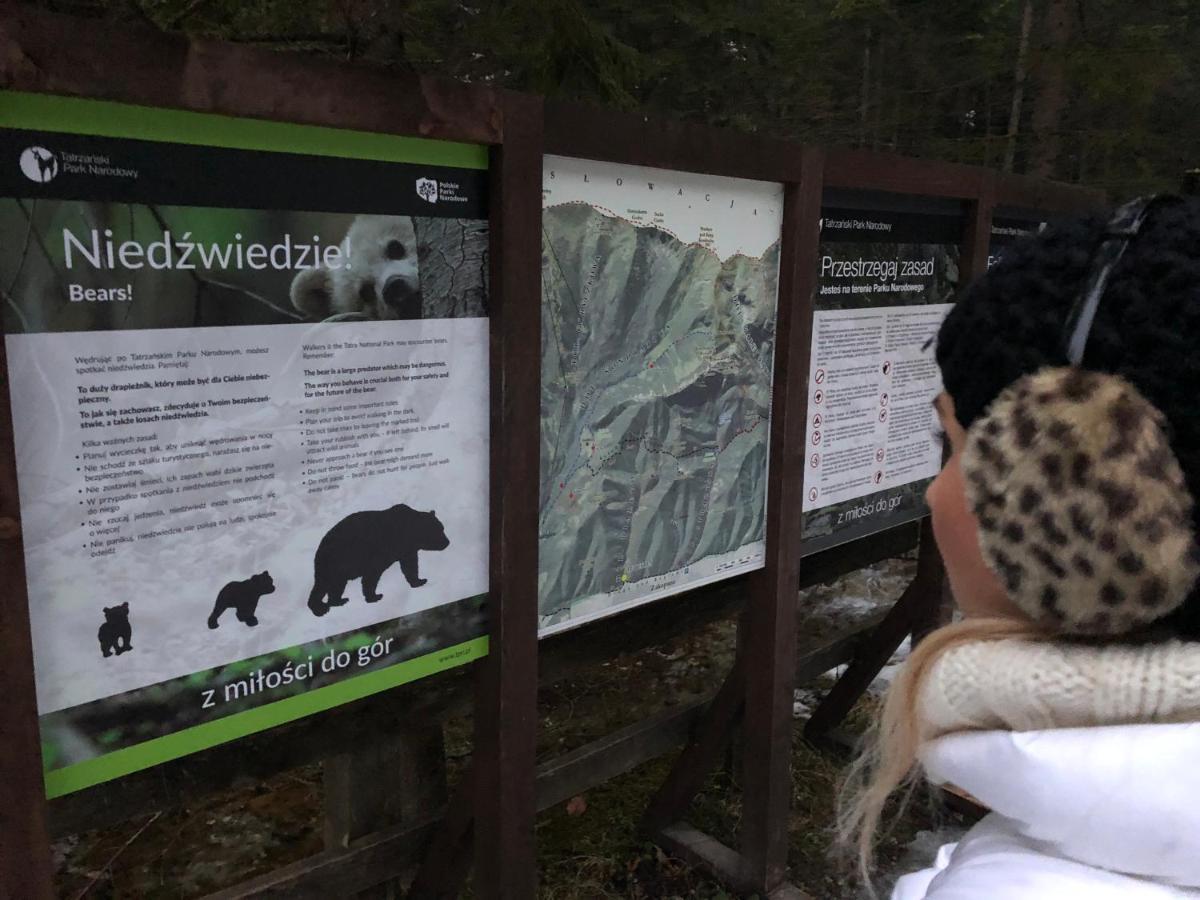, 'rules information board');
800,204,960,555
0,93,490,796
